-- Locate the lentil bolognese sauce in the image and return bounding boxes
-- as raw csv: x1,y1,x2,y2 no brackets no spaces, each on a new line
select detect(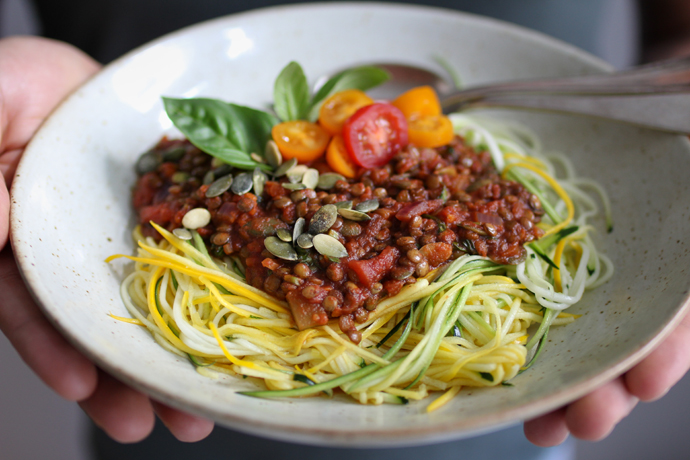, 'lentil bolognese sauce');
109,62,612,407
133,134,545,344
